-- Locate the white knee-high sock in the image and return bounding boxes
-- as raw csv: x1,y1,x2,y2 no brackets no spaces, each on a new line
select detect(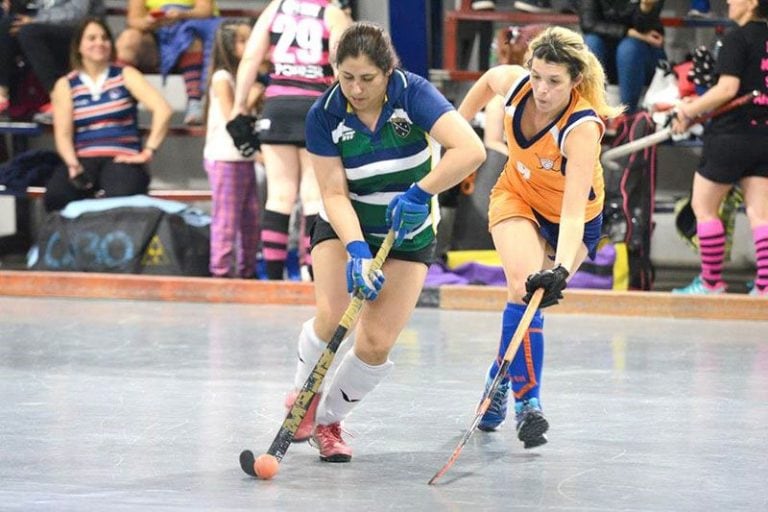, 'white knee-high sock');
292,318,354,391
316,349,394,425
293,318,327,390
